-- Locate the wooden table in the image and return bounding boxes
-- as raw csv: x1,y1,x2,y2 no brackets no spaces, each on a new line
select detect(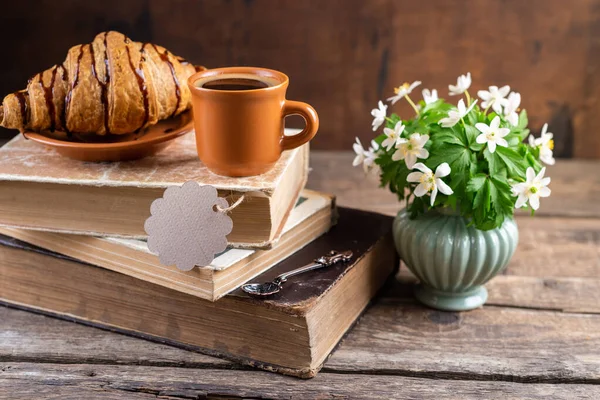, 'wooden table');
2,151,600,399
